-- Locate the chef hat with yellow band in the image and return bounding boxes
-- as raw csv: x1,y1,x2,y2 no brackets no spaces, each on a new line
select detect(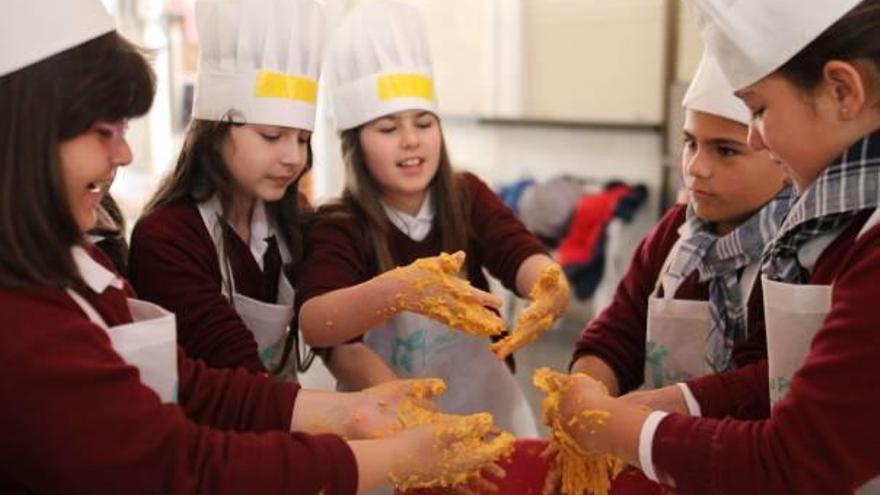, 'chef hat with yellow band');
193,0,325,130
682,0,862,90
0,0,115,77
328,0,437,132
682,51,750,126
